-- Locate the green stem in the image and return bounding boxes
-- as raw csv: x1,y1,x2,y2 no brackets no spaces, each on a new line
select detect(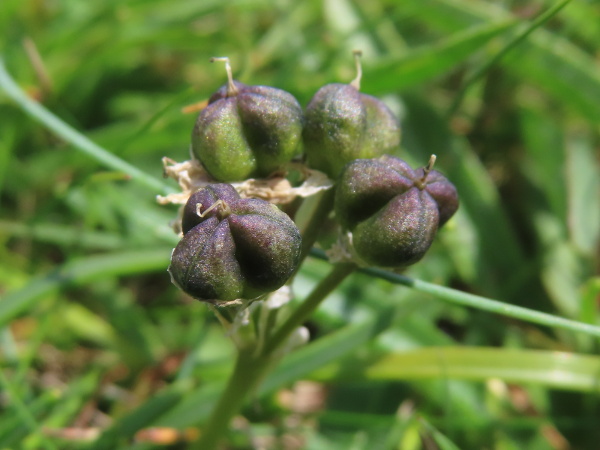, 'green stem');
192,349,271,450
0,57,173,195
0,370,58,450
367,266,600,338
194,263,355,448
307,250,600,339
299,188,336,261
263,262,356,355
